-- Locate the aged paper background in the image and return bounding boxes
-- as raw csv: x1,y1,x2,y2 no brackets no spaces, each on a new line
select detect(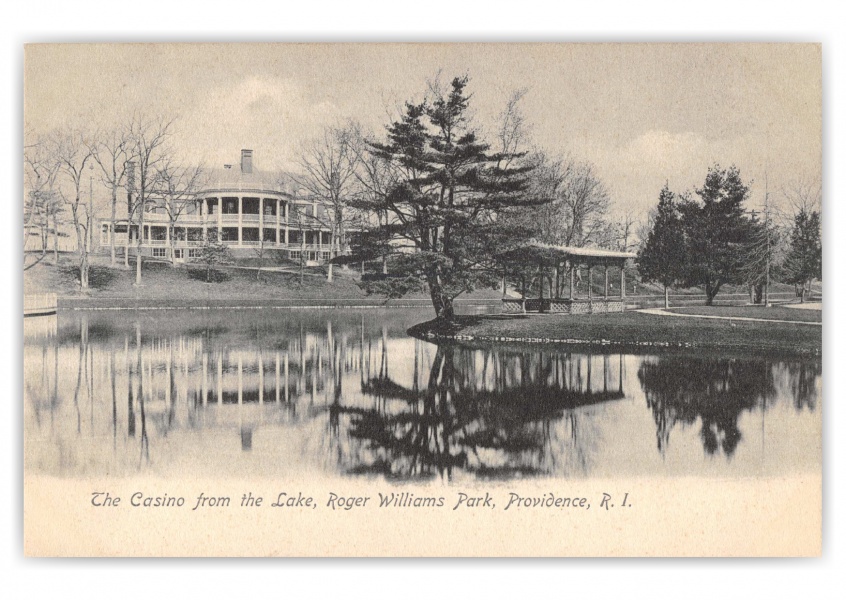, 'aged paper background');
22,42,822,557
